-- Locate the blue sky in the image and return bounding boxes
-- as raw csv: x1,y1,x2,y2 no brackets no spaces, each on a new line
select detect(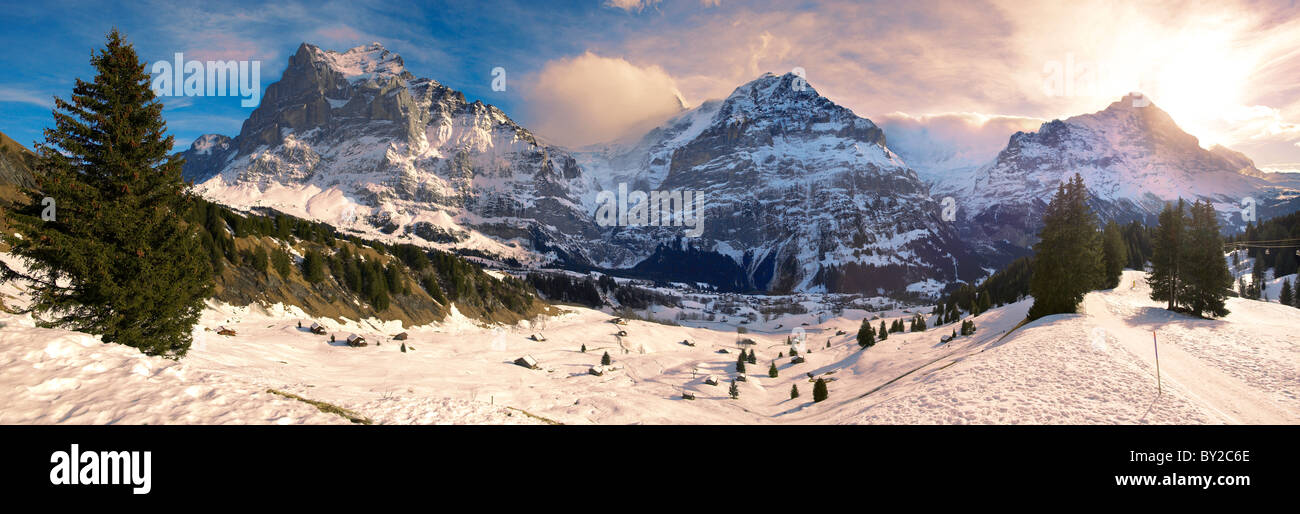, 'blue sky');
2,0,1299,168
0,0,633,150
